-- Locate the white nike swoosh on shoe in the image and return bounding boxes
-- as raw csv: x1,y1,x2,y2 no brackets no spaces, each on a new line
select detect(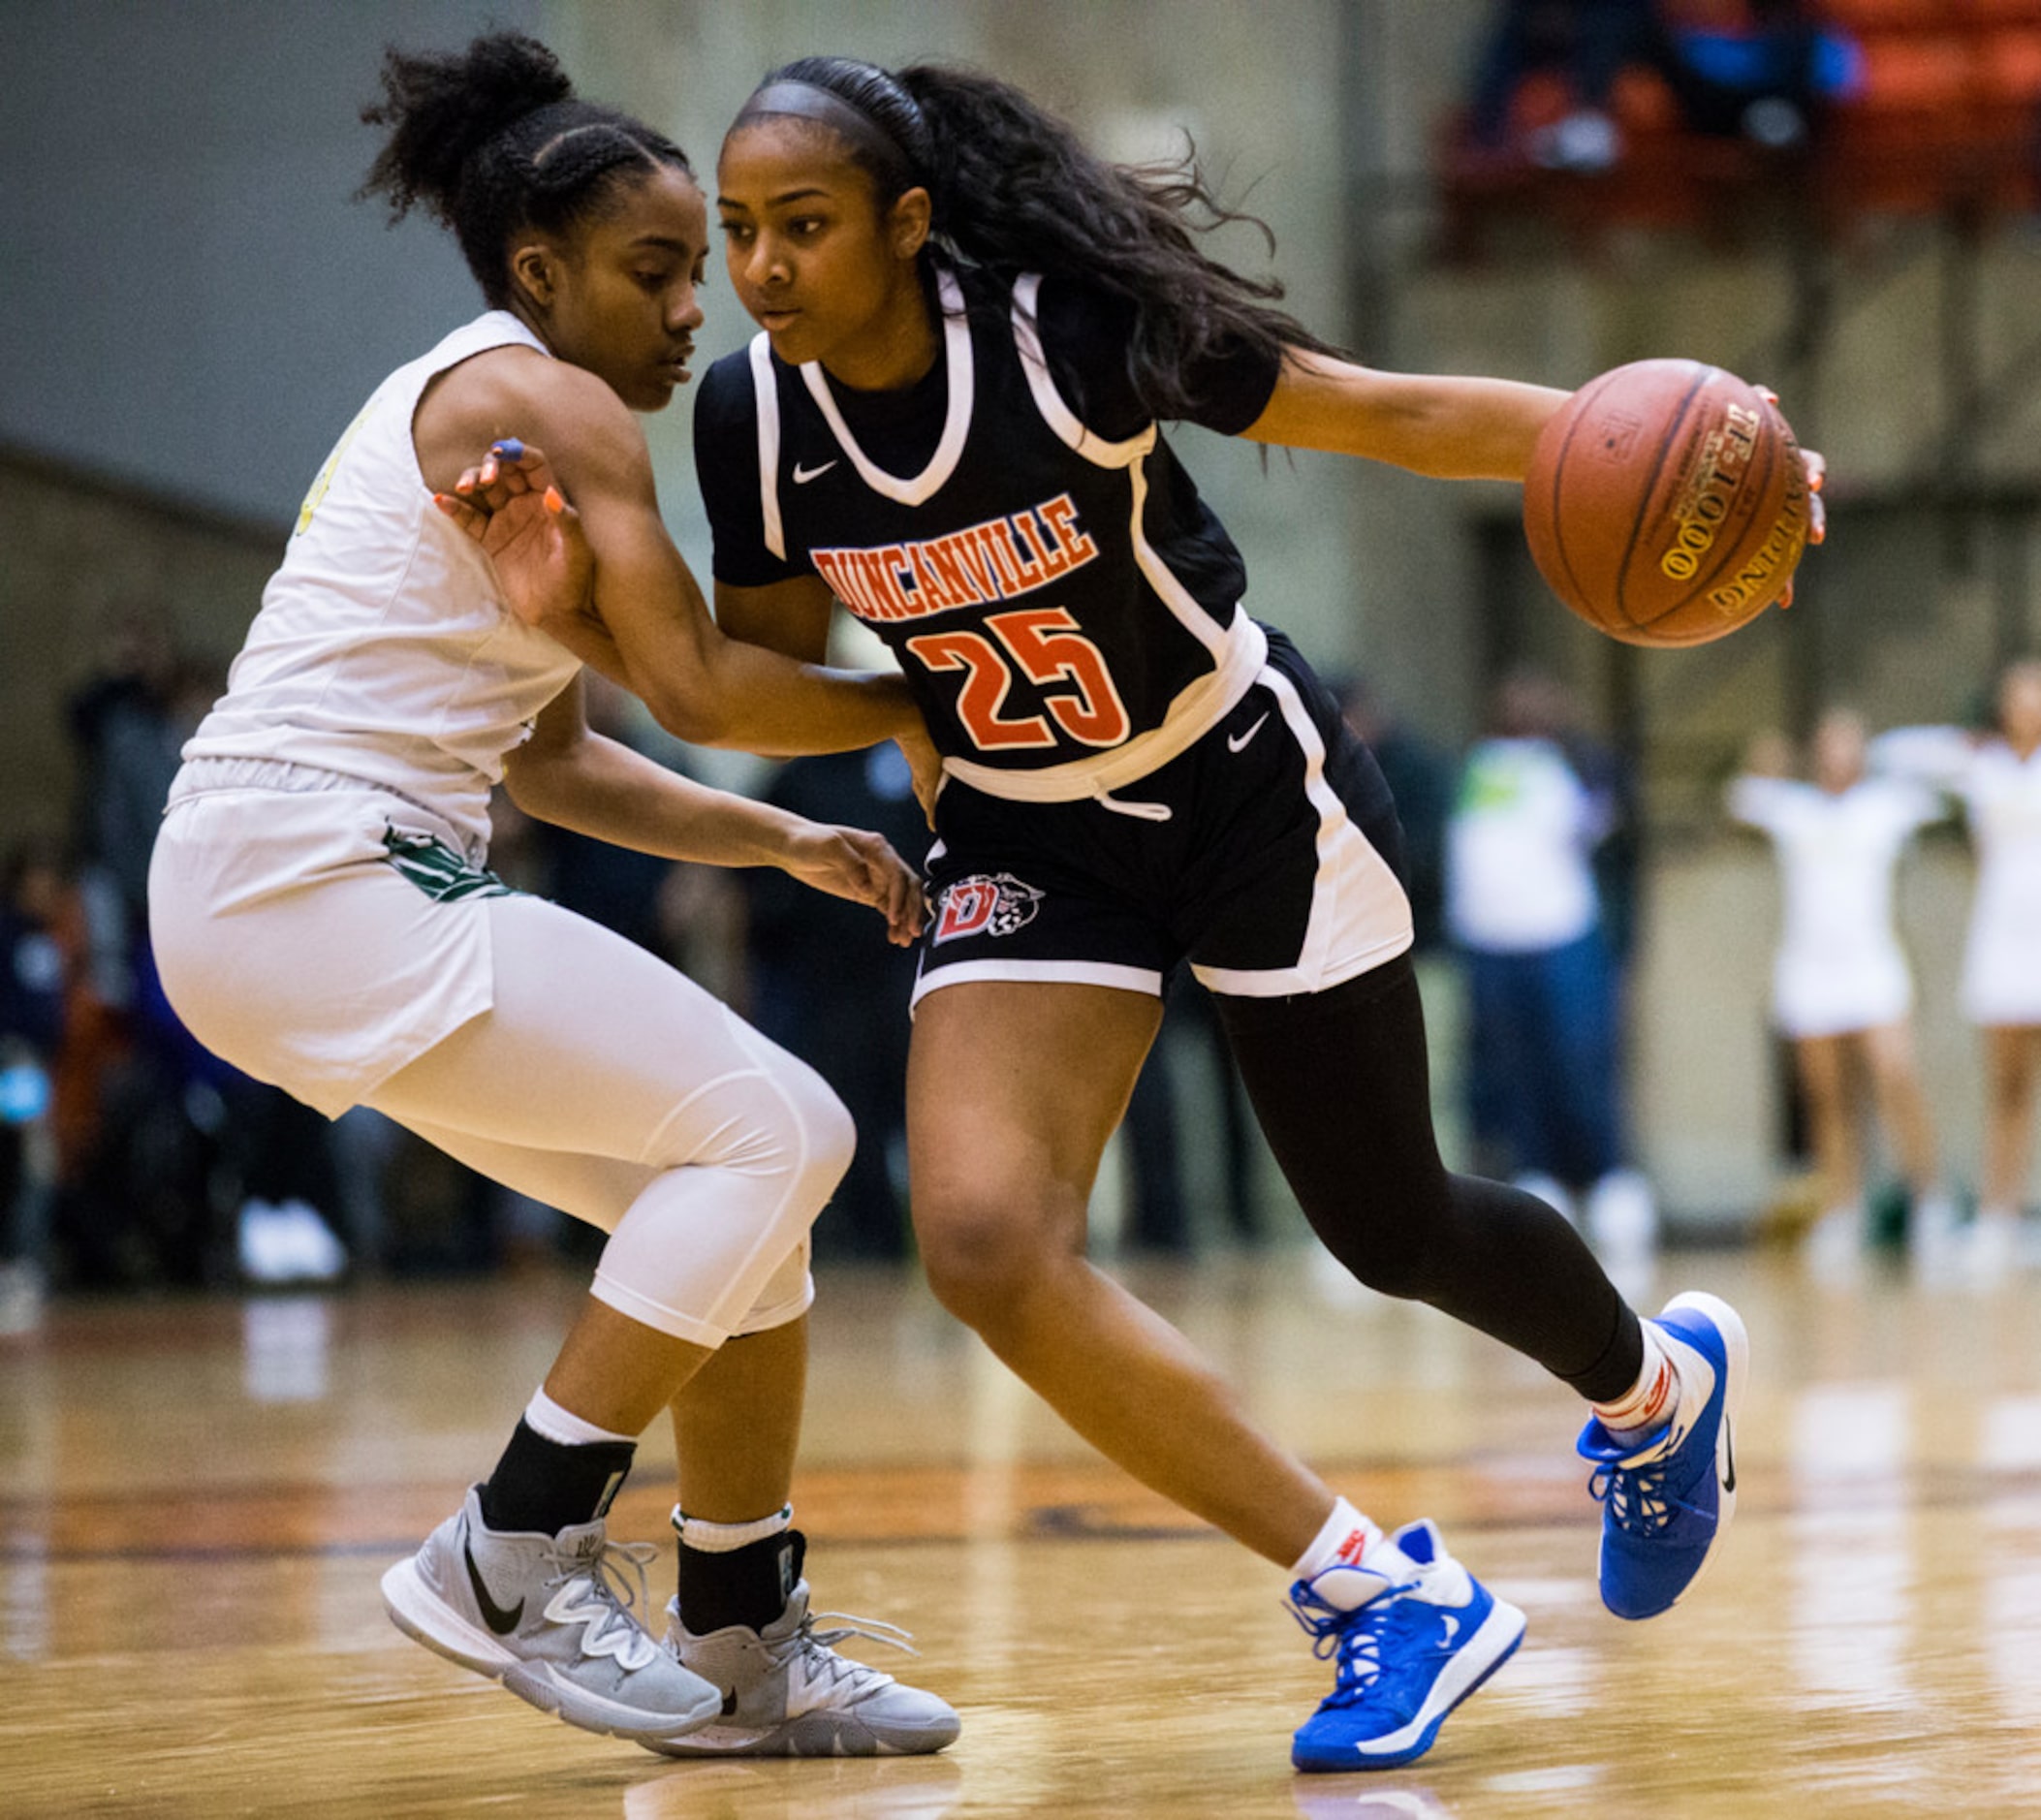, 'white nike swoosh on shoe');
792,459,837,484
1227,711,1270,753
1439,1613,1460,1643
